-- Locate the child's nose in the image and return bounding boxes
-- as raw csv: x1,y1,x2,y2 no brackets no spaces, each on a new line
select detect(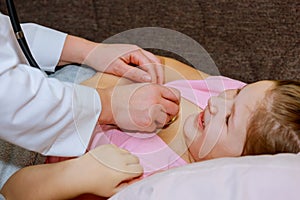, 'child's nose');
208,96,233,115
208,96,220,115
